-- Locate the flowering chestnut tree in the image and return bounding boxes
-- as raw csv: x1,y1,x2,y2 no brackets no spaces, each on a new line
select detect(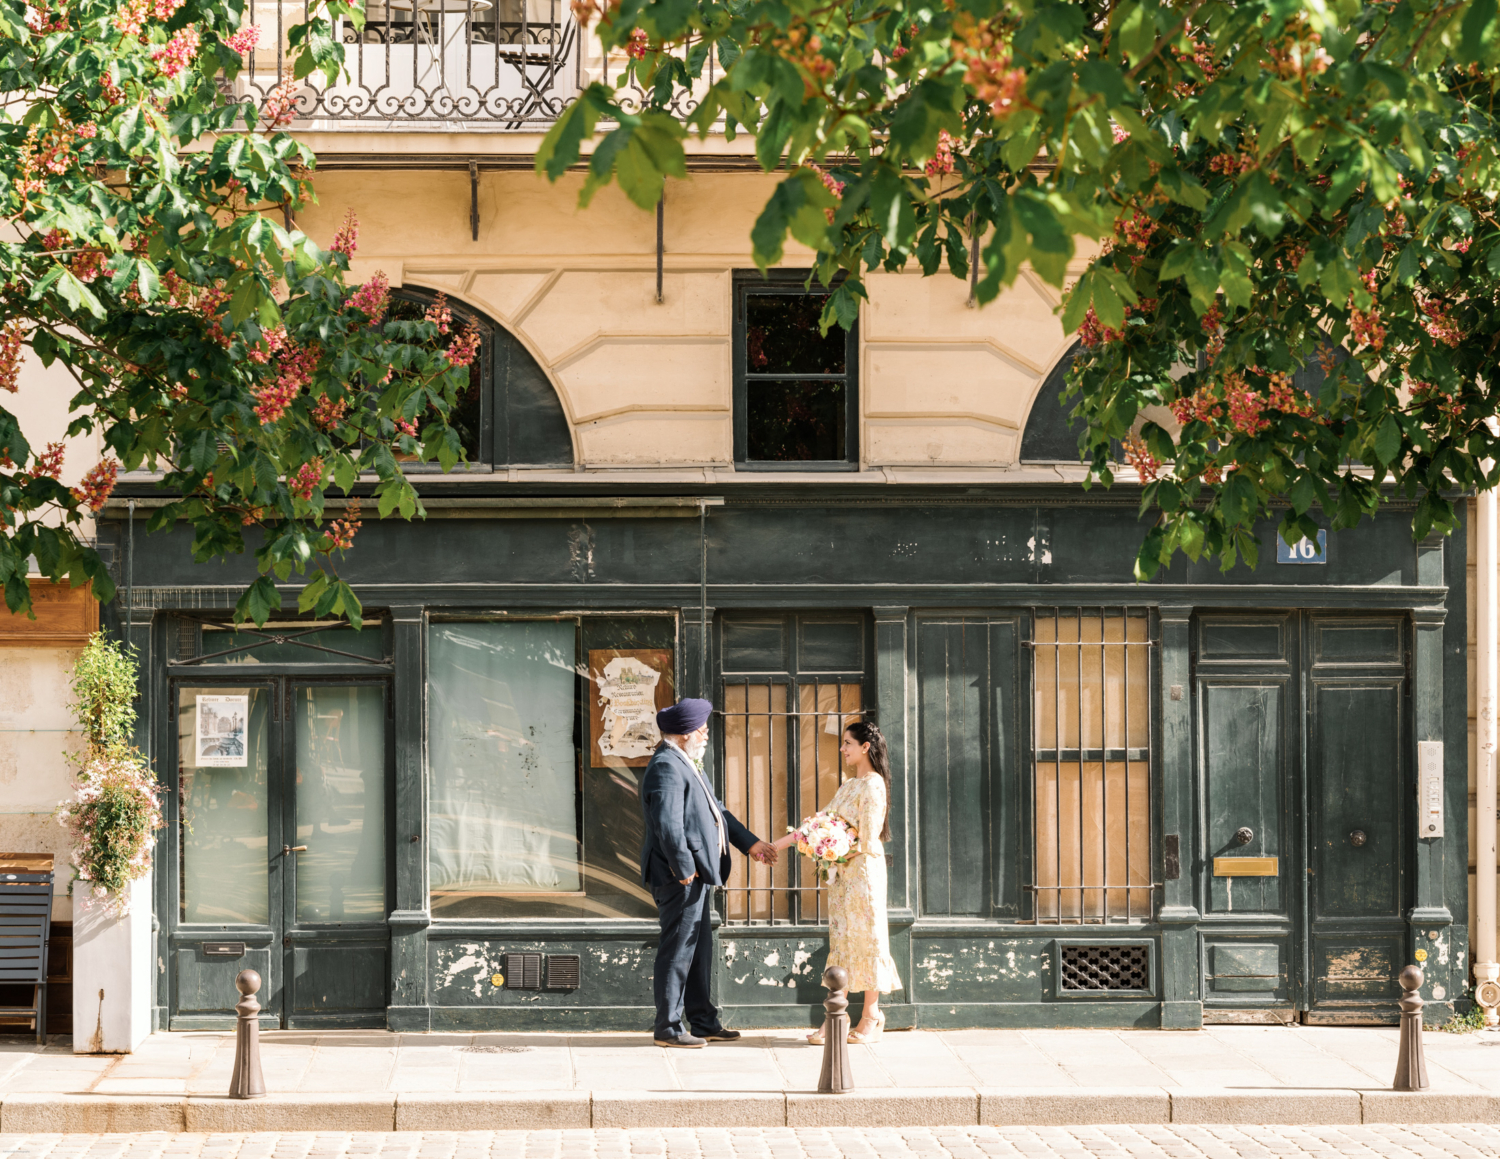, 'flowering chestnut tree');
1,0,478,625
541,0,1500,575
